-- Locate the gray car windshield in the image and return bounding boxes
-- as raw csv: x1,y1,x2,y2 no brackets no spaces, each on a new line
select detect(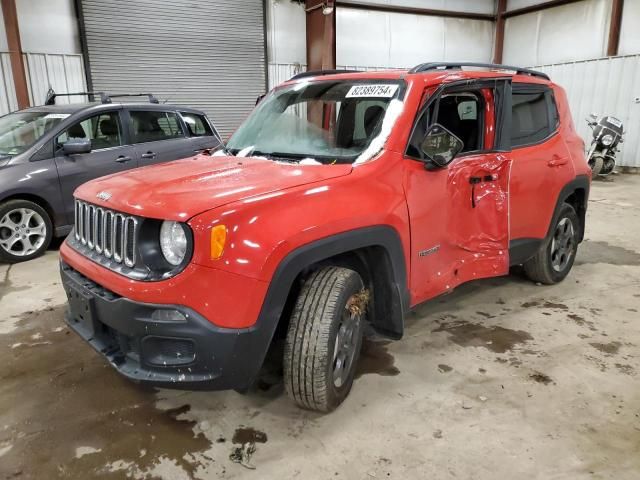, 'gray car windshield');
226,80,403,164
0,111,70,156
